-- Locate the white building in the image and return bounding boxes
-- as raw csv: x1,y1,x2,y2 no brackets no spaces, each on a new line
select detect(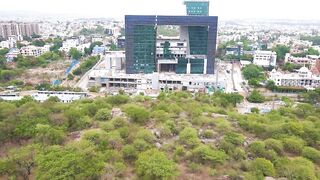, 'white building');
32,91,88,103
285,53,318,67
98,51,125,71
88,71,218,93
20,45,50,57
269,67,320,88
76,43,90,53
253,50,277,67
59,38,80,52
